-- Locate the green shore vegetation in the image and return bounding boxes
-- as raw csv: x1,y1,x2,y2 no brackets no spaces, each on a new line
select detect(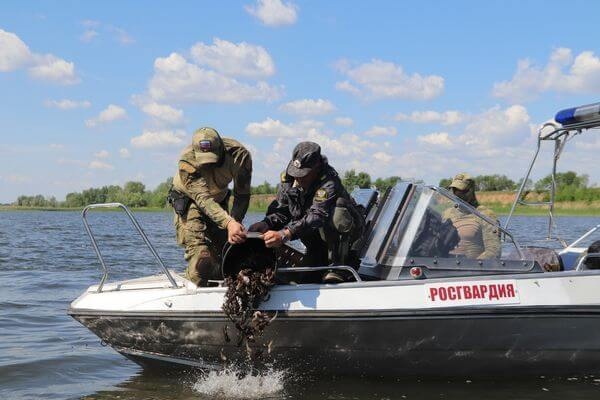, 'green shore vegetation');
5,170,600,216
